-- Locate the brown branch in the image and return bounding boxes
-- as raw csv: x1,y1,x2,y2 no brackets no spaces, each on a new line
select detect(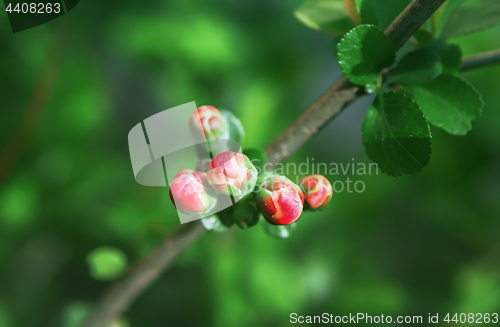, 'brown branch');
265,77,358,164
384,0,447,50
0,18,69,187
82,1,455,326
460,49,500,72
266,0,447,164
83,222,206,327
